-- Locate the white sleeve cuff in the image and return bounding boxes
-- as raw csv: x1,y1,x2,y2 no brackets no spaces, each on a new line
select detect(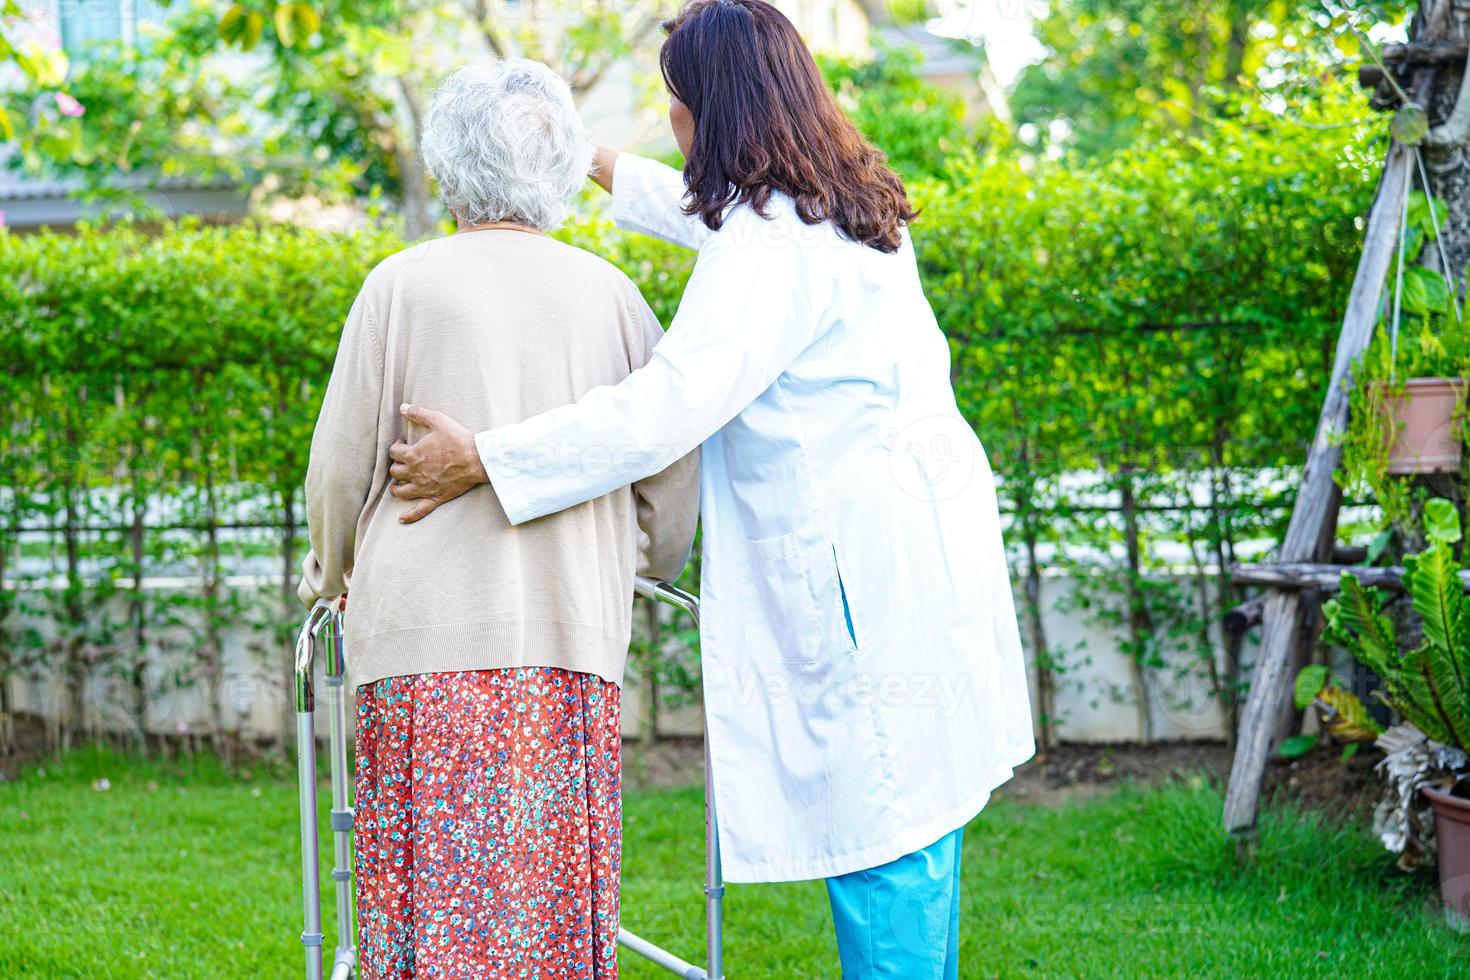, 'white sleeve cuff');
476,427,540,526
610,153,709,250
